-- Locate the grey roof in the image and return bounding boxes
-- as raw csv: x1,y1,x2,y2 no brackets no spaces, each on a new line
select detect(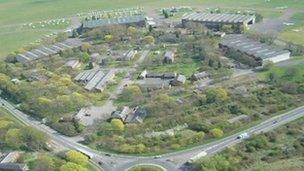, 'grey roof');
193,72,209,80
182,12,255,24
163,73,177,79
220,34,290,60
65,59,80,68
82,15,145,29
111,106,130,120
175,74,186,84
16,39,82,63
0,163,28,171
139,78,171,89
85,70,105,91
125,108,147,124
146,73,164,78
0,152,20,164
124,50,137,60
95,70,115,91
75,69,115,91
164,51,174,59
